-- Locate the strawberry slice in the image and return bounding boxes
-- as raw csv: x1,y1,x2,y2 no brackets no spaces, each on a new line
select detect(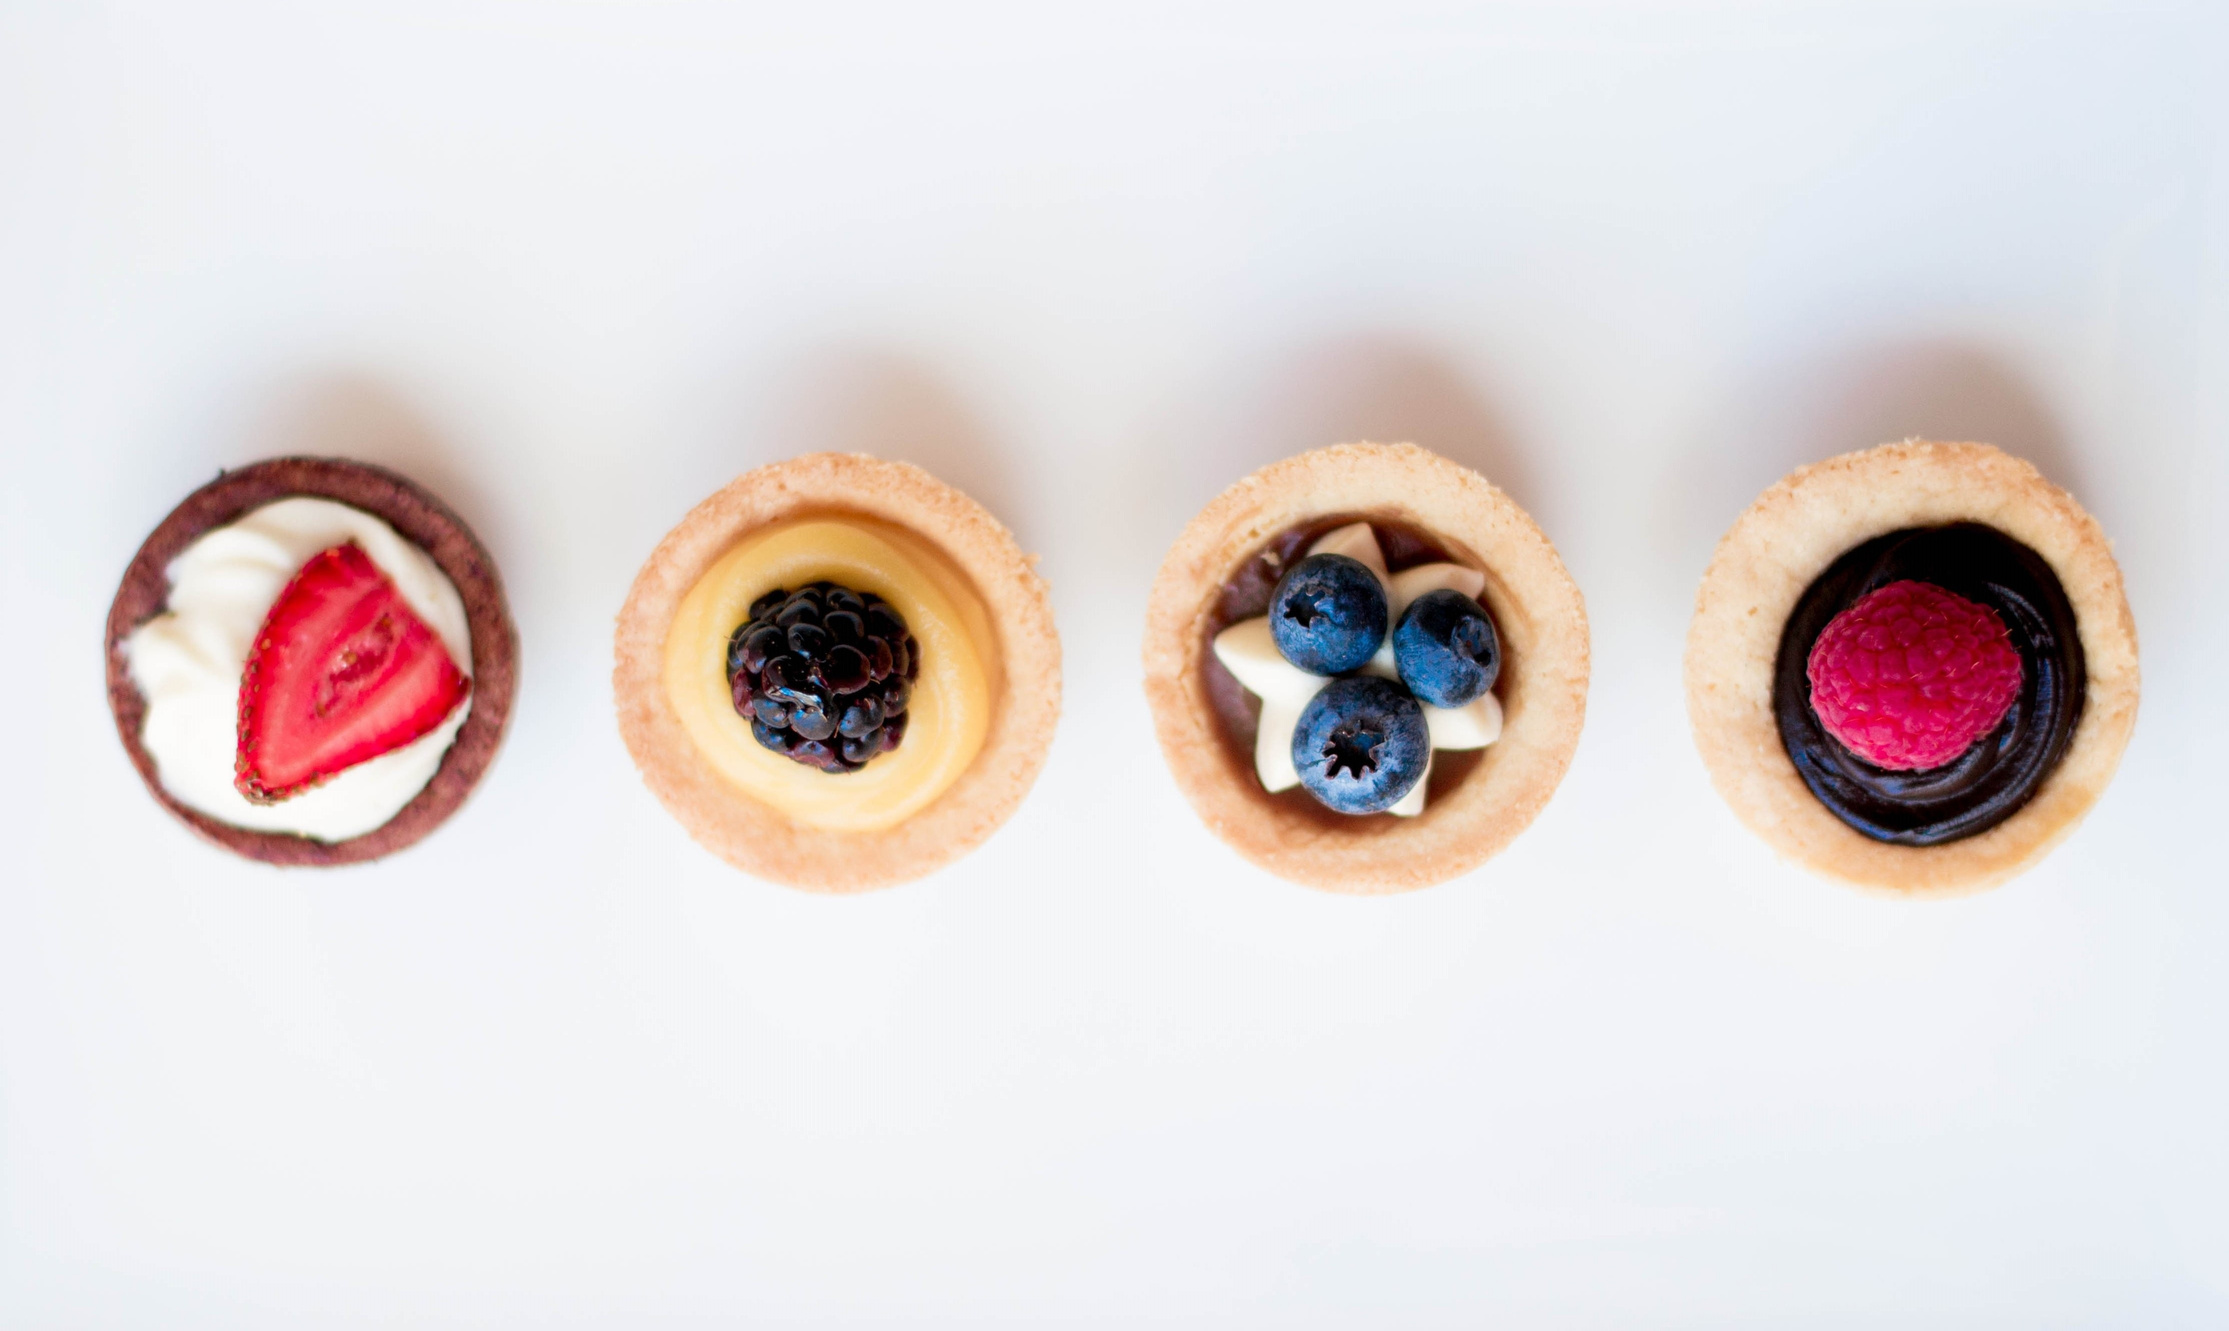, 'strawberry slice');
235,541,471,803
